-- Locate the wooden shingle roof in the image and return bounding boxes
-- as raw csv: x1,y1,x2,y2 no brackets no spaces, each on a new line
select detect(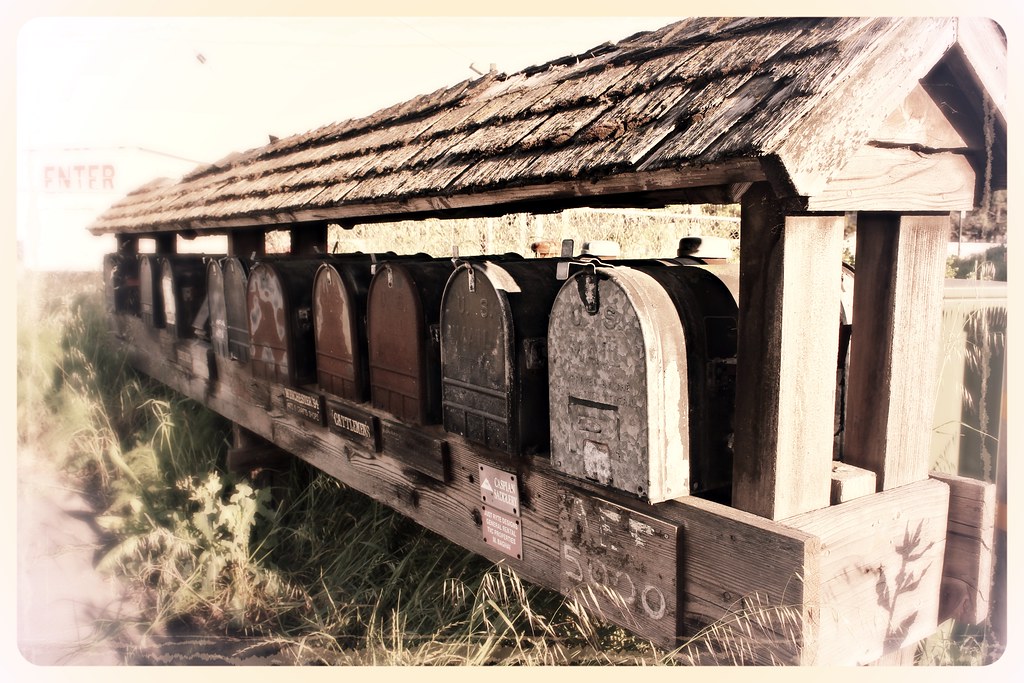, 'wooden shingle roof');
89,16,1006,236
